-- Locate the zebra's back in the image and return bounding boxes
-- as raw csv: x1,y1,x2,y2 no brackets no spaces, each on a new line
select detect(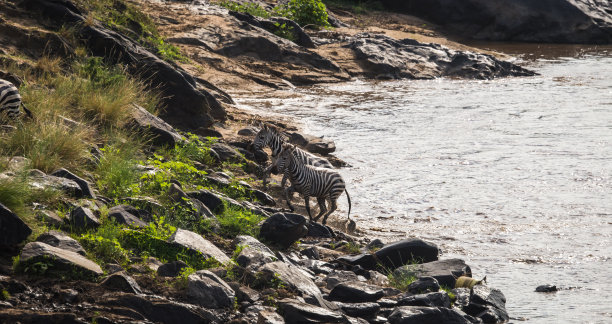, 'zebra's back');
294,147,333,169
296,164,345,199
0,79,22,119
